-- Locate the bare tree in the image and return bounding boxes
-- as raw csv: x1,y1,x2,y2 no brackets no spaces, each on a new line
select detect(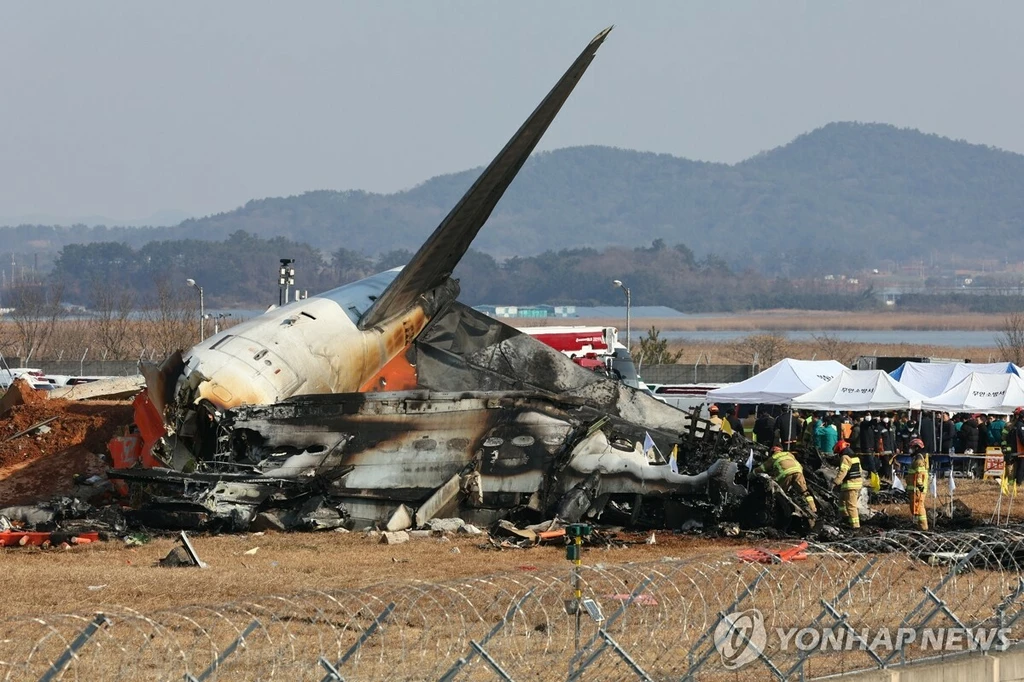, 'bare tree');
91,278,138,360
996,312,1024,366
811,332,858,367
5,280,66,362
143,275,198,357
46,316,93,362
725,332,790,371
